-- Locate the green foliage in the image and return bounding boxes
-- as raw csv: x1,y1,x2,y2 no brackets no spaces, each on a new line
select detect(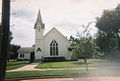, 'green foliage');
69,35,79,44
9,31,13,44
8,30,21,60
9,44,21,60
96,30,118,53
72,37,101,60
69,22,103,71
70,22,102,61
96,4,120,50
